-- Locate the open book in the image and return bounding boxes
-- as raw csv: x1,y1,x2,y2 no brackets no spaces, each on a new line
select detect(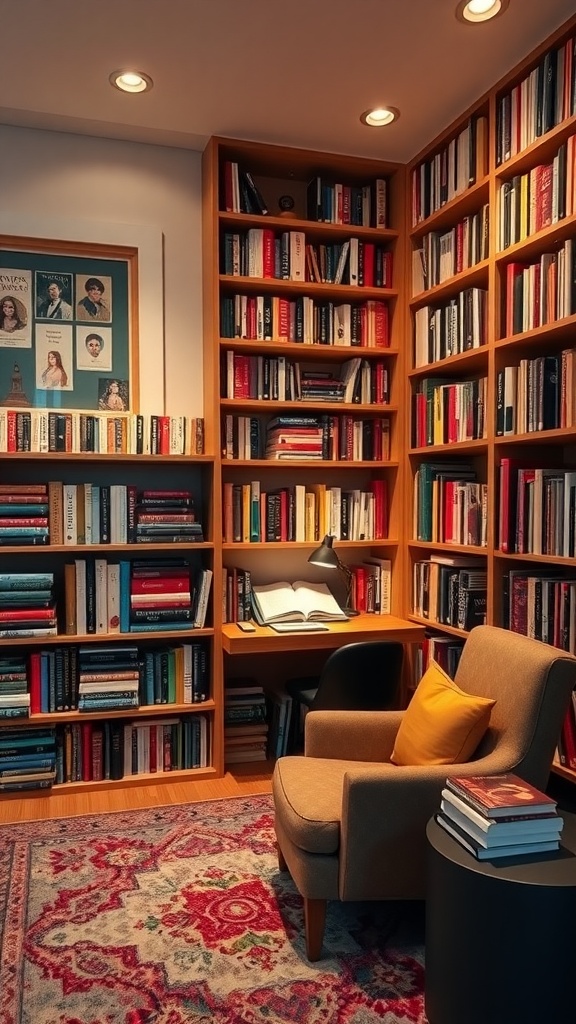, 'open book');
251,581,348,624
